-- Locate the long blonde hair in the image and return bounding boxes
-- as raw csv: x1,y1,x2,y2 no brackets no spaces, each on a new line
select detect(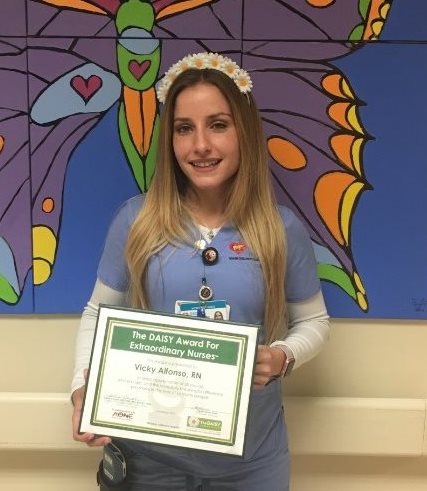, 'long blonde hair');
126,68,288,342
